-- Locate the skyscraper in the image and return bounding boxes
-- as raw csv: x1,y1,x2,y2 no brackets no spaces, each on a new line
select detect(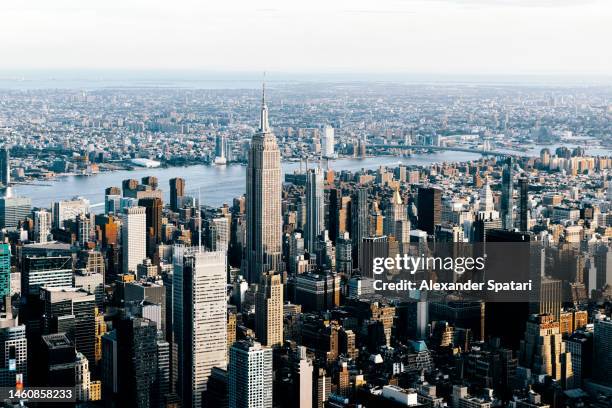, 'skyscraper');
0,196,31,230
215,134,228,165
228,340,273,408
245,84,282,283
34,209,52,243
255,272,283,347
0,147,9,188
139,197,163,260
519,314,574,388
169,178,185,212
501,157,514,230
116,317,159,408
417,187,442,235
122,207,147,274
0,308,27,387
383,187,406,239
0,244,9,299
52,197,90,230
305,167,325,253
518,177,529,231
351,188,368,268
21,255,73,298
291,346,313,408
592,318,612,387
321,126,335,158
479,181,494,213
173,247,227,408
